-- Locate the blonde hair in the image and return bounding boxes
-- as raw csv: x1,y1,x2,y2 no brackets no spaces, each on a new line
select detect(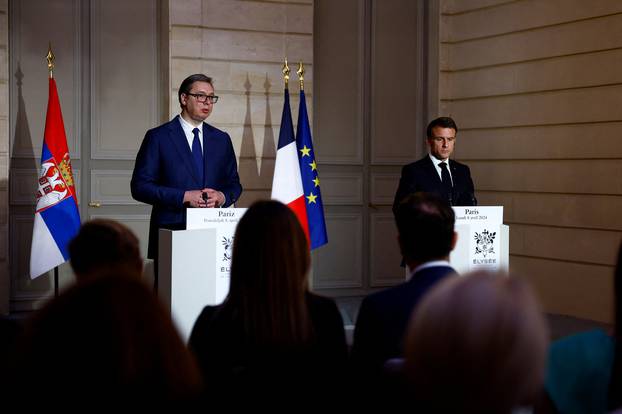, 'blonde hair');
404,271,548,414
